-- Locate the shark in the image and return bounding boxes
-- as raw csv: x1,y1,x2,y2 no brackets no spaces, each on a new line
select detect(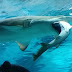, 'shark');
0,16,72,60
